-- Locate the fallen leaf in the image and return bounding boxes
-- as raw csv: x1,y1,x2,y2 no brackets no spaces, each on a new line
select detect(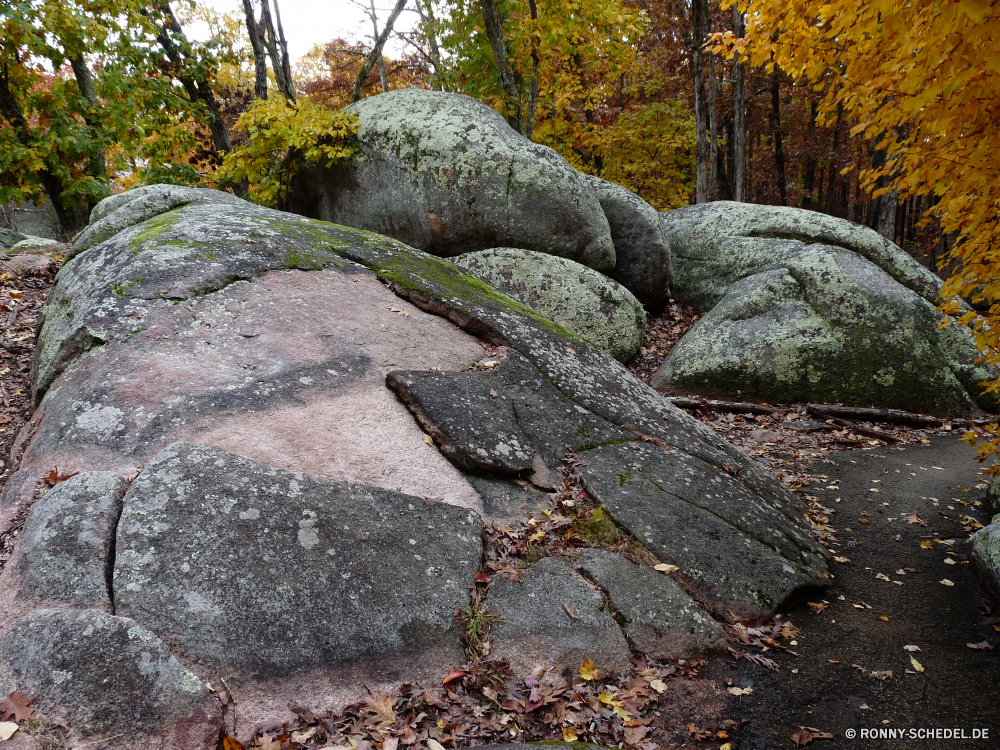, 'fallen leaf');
967,641,993,650
562,727,579,742
427,740,446,750
878,616,889,622
256,735,281,750
291,727,319,743
653,563,679,574
0,723,17,742
442,669,468,686
808,601,828,613
940,579,955,586
903,645,922,652
944,557,957,565
649,679,667,693
0,692,35,722
527,530,545,542
624,725,647,745
910,656,924,673
687,723,713,741
792,727,834,746
727,686,753,696
579,657,599,681
833,556,850,563
222,737,245,750
422,434,434,446
920,540,934,549
904,512,927,525
44,468,79,487
870,670,893,680
876,572,890,581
